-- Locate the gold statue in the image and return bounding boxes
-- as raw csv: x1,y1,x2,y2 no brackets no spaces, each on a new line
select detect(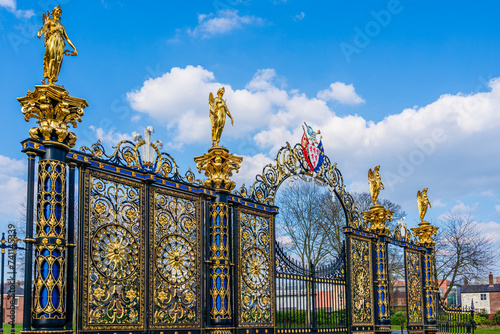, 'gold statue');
37,5,78,84
417,188,431,222
368,165,384,205
209,87,234,147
